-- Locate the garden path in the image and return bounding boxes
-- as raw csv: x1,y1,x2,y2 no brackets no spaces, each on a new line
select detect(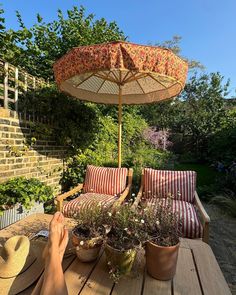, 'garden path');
204,203,236,295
